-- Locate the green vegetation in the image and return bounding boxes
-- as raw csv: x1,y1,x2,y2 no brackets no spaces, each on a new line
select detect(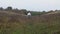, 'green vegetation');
0,7,60,34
